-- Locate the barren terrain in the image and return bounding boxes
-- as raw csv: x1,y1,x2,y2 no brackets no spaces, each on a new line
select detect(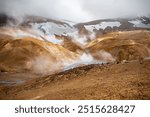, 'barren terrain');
0,59,150,100
0,15,150,100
